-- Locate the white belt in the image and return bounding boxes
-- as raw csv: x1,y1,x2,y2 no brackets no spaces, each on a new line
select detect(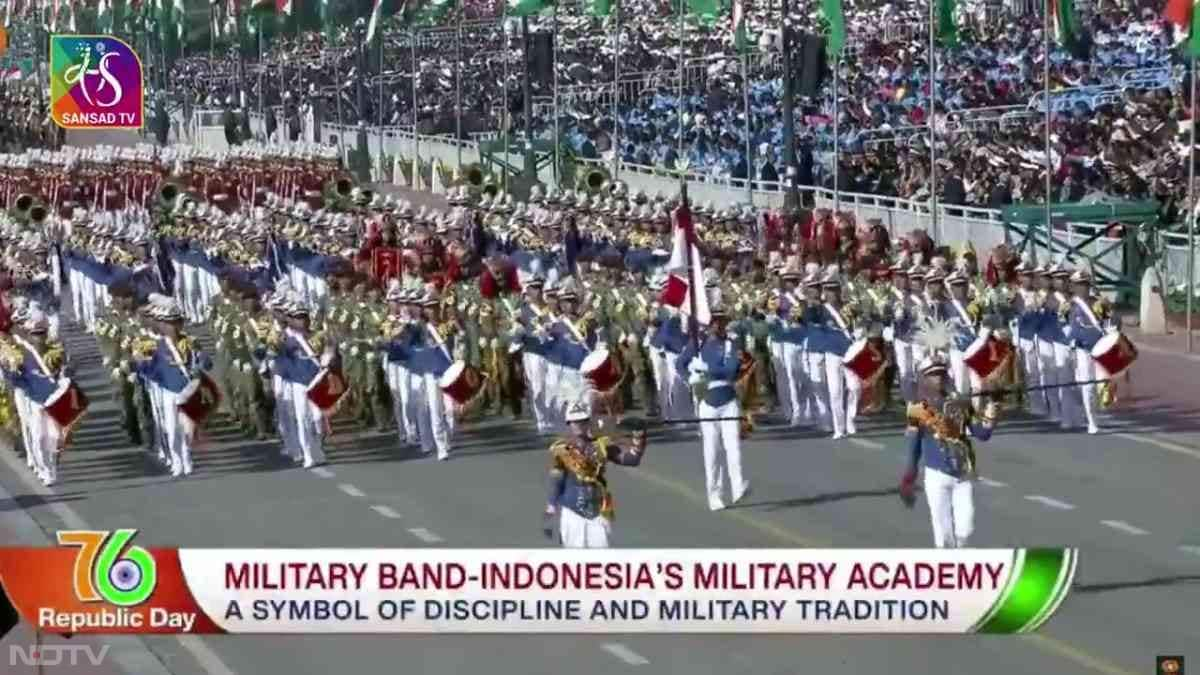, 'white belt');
707,379,732,389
